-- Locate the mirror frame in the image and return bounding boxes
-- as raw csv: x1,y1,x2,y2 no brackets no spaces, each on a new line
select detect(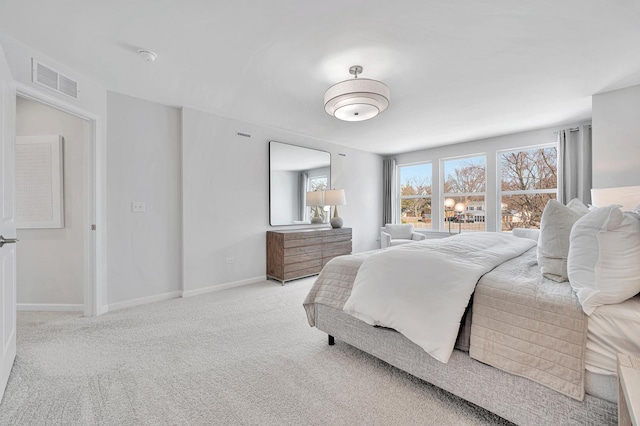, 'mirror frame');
268,141,331,226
